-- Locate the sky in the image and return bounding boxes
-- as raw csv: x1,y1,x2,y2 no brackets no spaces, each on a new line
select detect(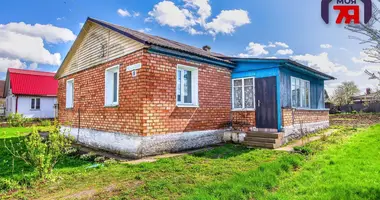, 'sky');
0,0,379,96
